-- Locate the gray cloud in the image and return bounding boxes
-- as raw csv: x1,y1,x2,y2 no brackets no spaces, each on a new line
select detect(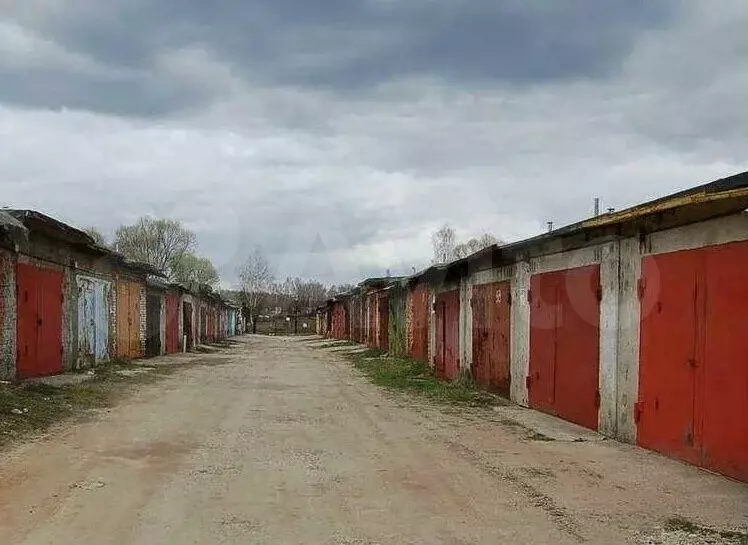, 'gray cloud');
0,1,746,287
4,0,677,116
